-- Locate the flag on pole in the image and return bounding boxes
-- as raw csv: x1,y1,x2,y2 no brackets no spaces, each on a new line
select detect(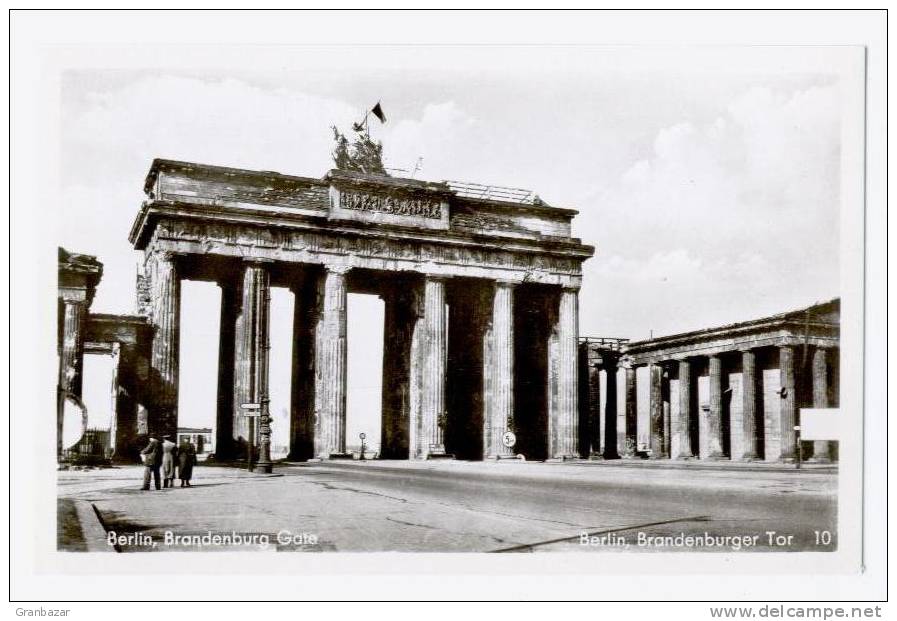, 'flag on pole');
371,102,387,124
